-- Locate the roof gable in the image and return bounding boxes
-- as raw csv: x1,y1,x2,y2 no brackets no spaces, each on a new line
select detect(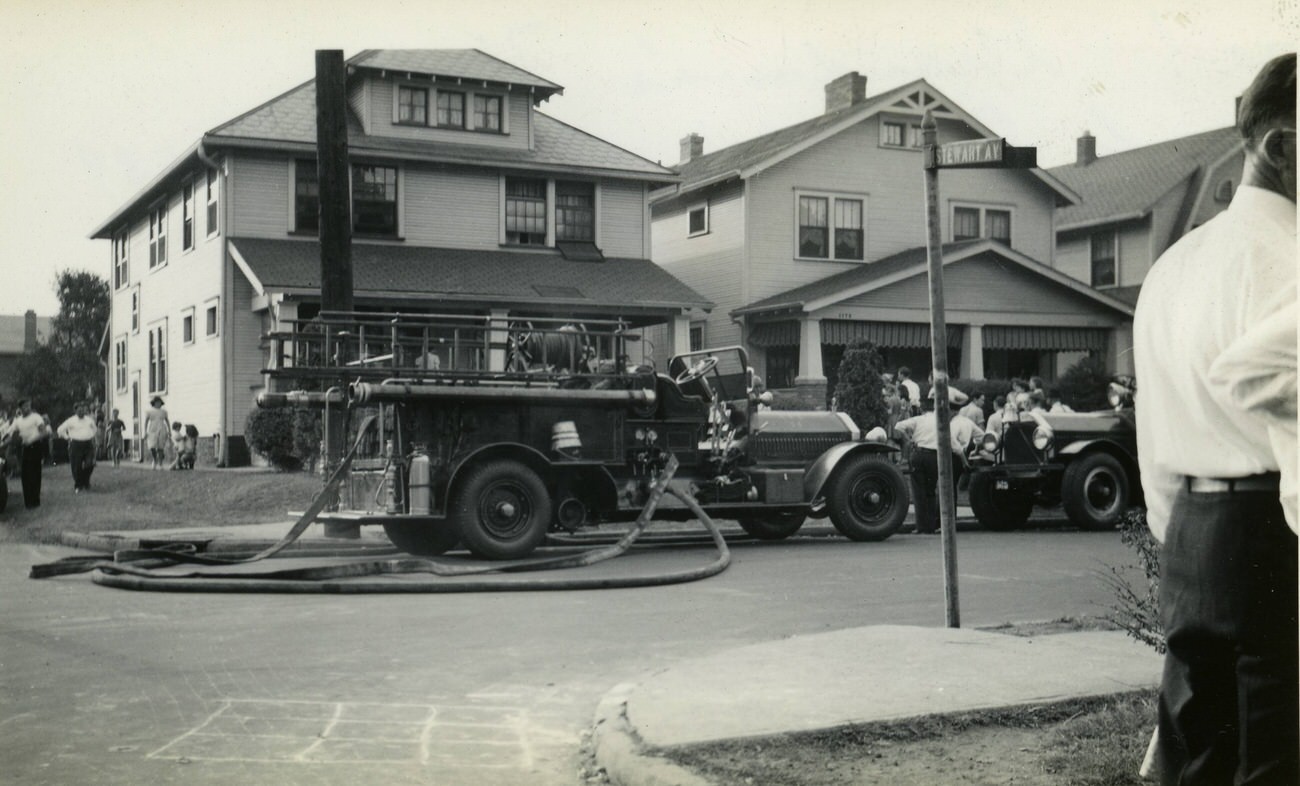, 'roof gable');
349,49,562,95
